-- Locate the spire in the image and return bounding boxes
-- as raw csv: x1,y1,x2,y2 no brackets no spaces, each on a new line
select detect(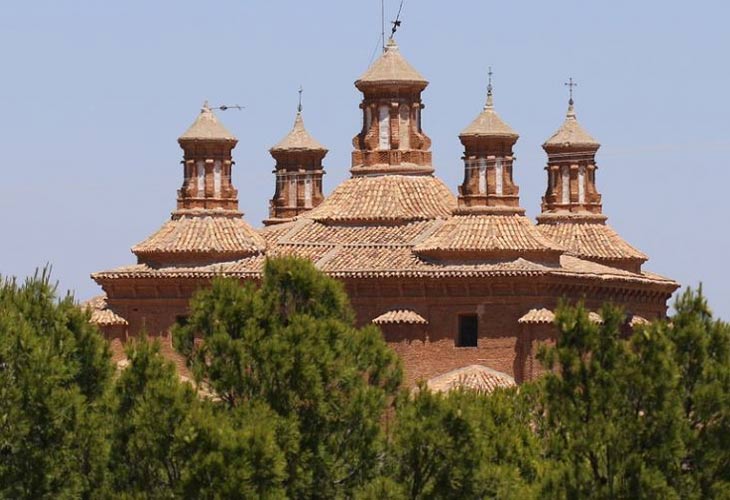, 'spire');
355,38,428,90
543,80,599,150
460,69,518,139
266,92,328,225
179,101,236,142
